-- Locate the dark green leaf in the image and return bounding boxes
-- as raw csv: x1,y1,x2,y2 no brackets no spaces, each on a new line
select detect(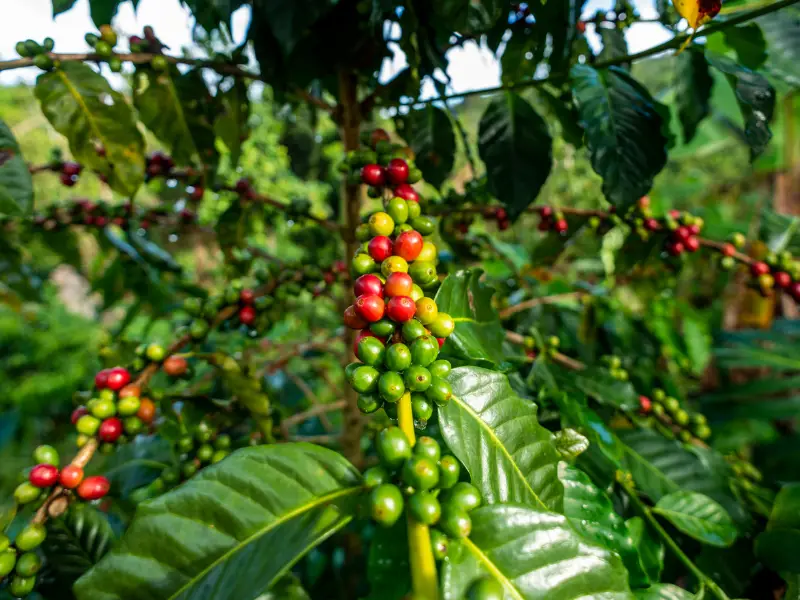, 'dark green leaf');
183,0,248,31
759,208,800,255
398,105,455,189
366,520,410,600
435,269,522,367
74,444,362,600
597,26,628,68
216,80,250,167
478,92,552,220
255,0,340,57
90,0,123,26
53,0,79,16
535,87,584,148
104,436,173,499
653,491,737,547
634,584,695,599
134,67,217,167
675,48,713,143
721,24,767,71
0,118,33,216
441,504,632,599
707,54,775,159
561,465,649,588
626,517,665,582
570,366,639,412
571,65,668,209
756,483,800,574
41,505,115,591
501,28,543,85
757,6,800,88
440,367,564,512
553,429,589,460
35,63,145,196
531,0,587,73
